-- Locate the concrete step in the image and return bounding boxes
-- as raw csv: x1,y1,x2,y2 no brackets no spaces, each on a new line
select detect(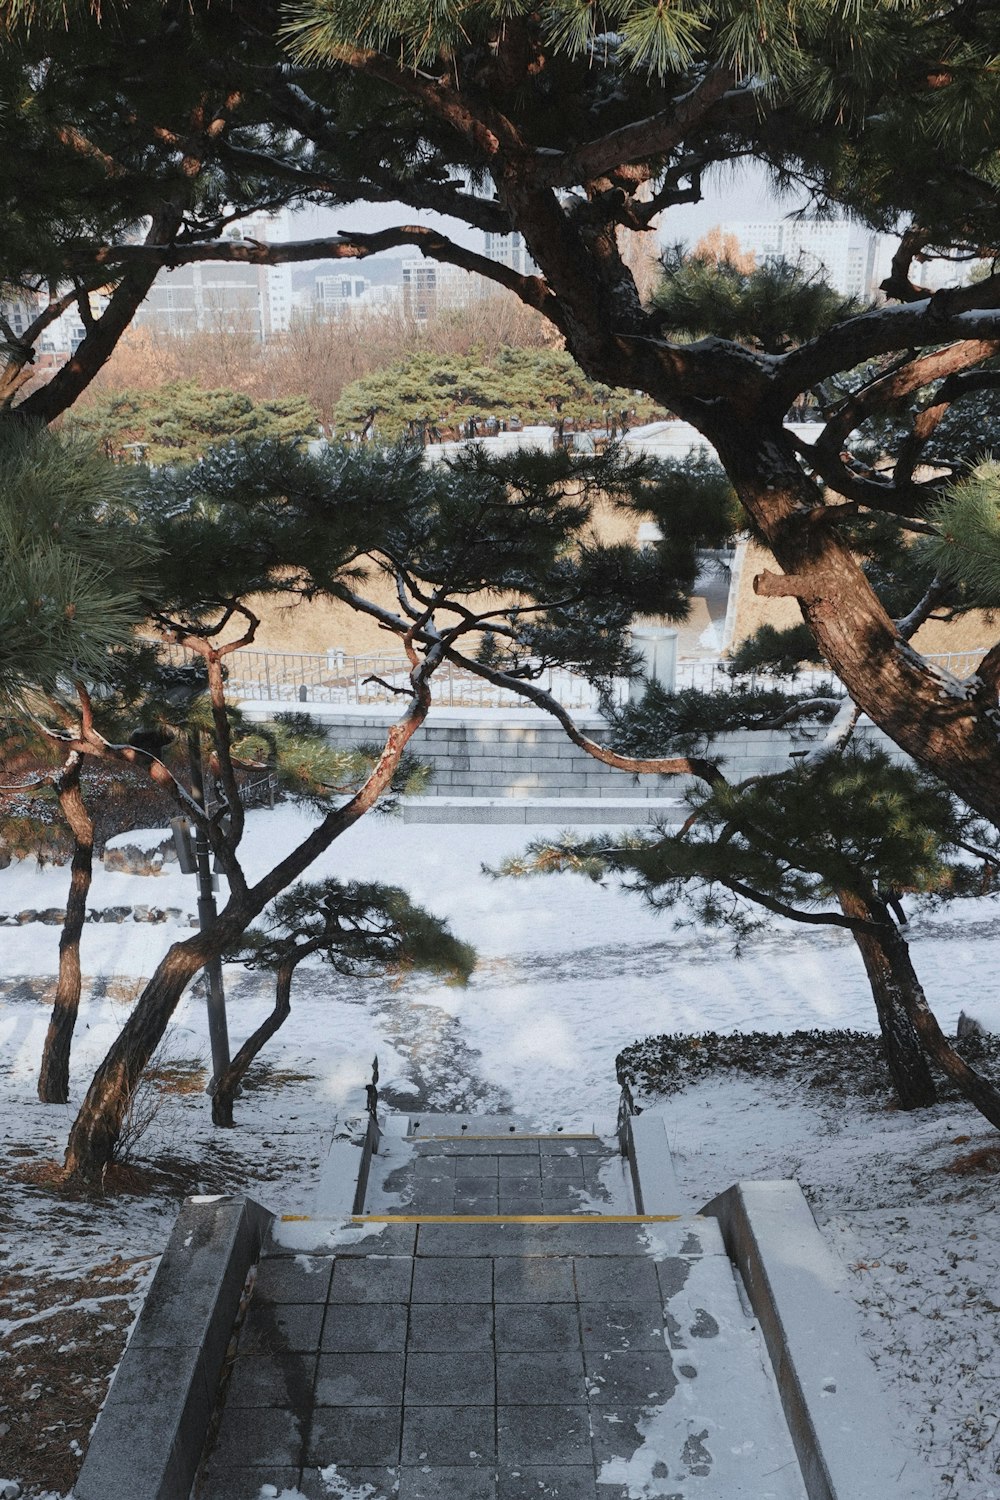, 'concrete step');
192,1211,806,1499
